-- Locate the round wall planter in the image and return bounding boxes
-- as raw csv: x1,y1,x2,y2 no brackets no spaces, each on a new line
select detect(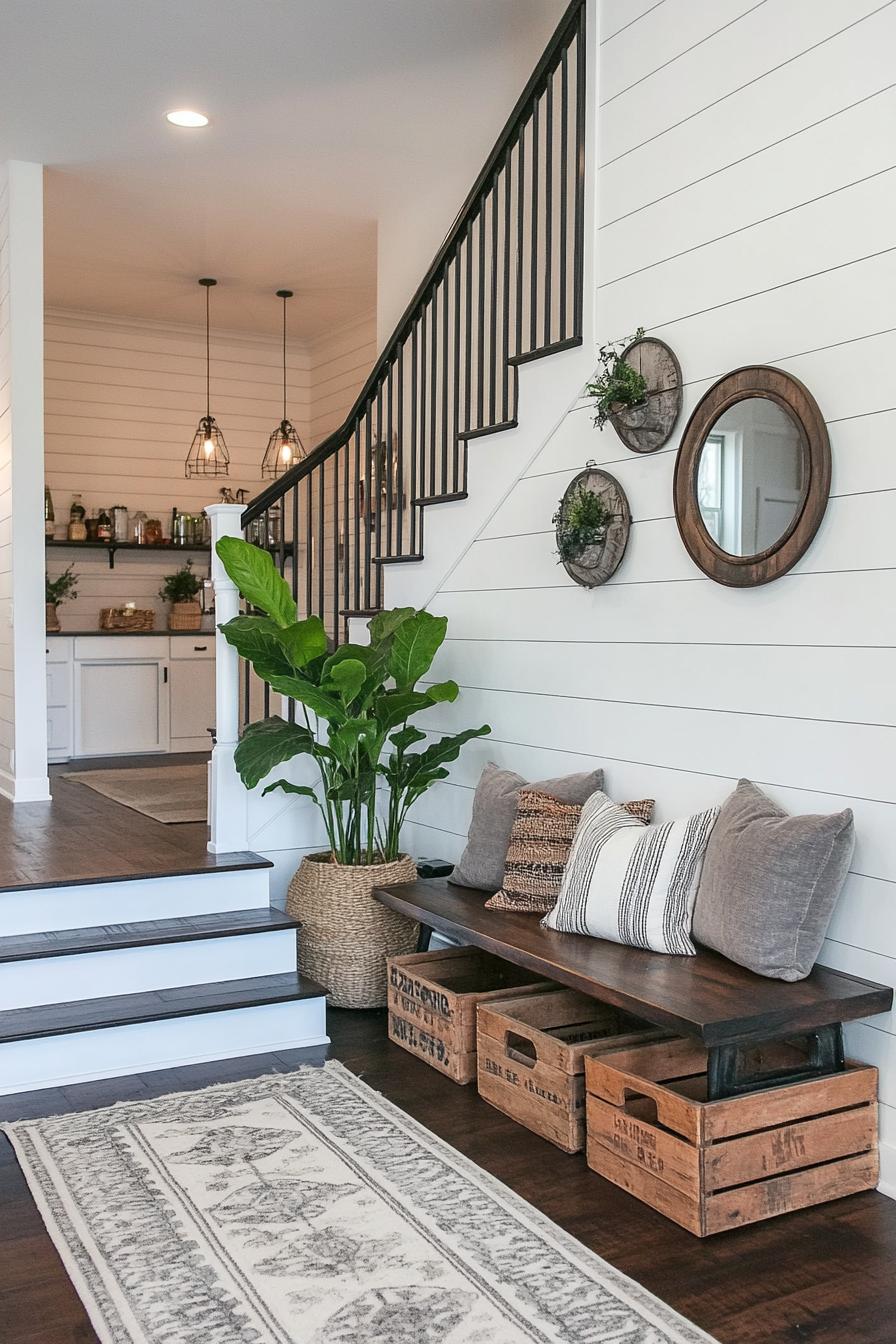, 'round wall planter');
286,851,419,1008
556,468,631,588
610,337,682,453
